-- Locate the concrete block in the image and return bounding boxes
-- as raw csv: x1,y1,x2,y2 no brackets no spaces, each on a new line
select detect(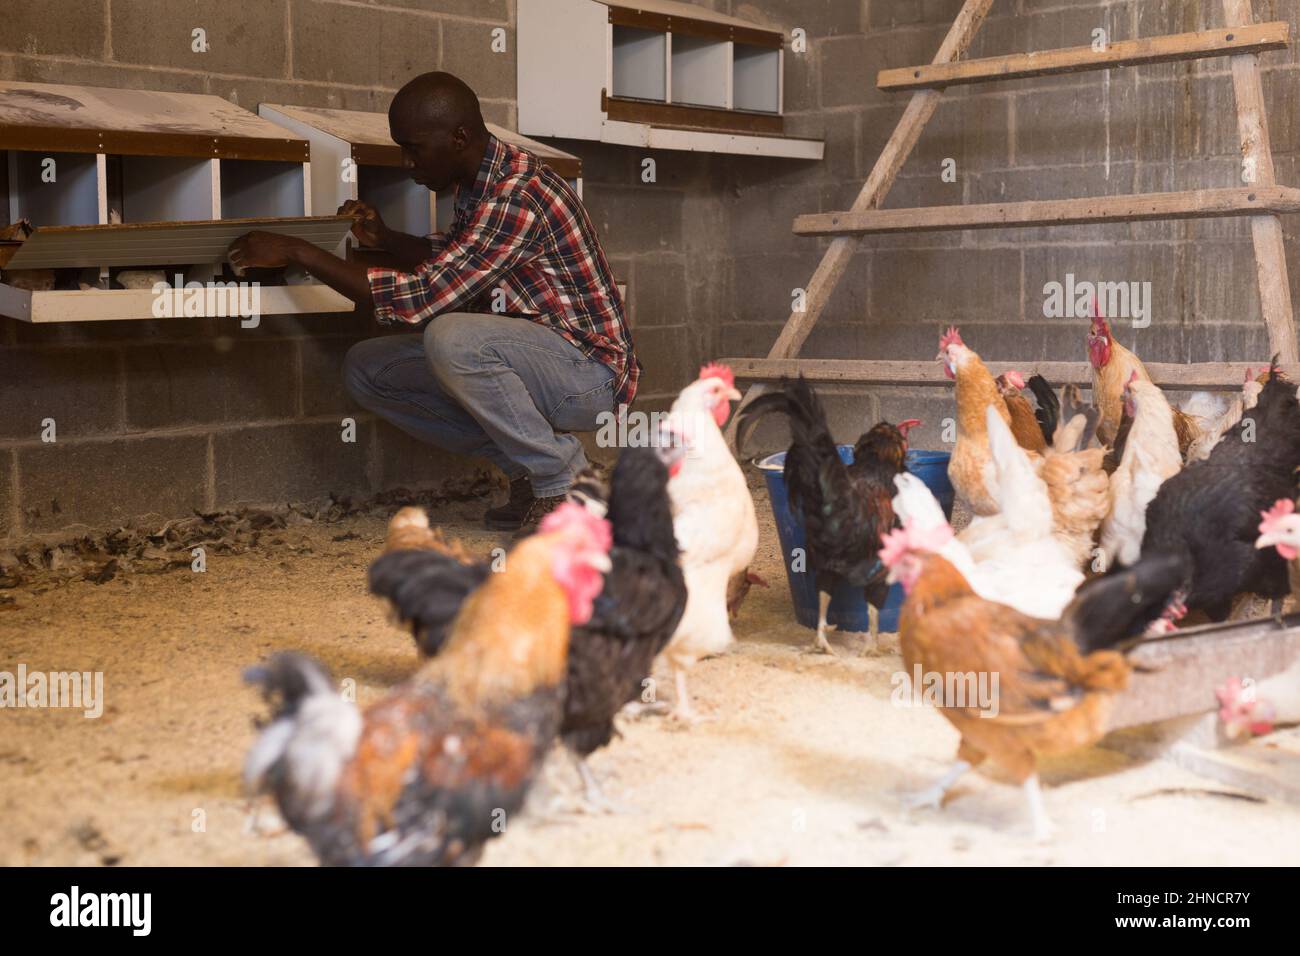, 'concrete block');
582,185,684,257
17,434,208,533
0,0,106,58
0,449,13,540
632,325,701,399
734,0,862,36
875,387,956,453
374,419,482,490
111,0,289,76
123,339,299,429
367,0,507,19
440,18,515,101
214,419,370,506
1023,243,1182,337
871,247,1022,325
0,348,122,441
629,256,688,329
299,336,367,418
290,0,438,89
